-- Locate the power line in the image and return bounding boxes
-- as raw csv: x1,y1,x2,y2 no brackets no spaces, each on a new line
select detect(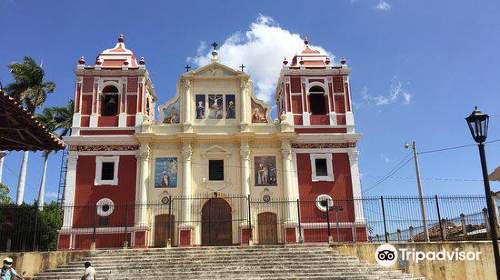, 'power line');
418,139,500,155
363,156,414,194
